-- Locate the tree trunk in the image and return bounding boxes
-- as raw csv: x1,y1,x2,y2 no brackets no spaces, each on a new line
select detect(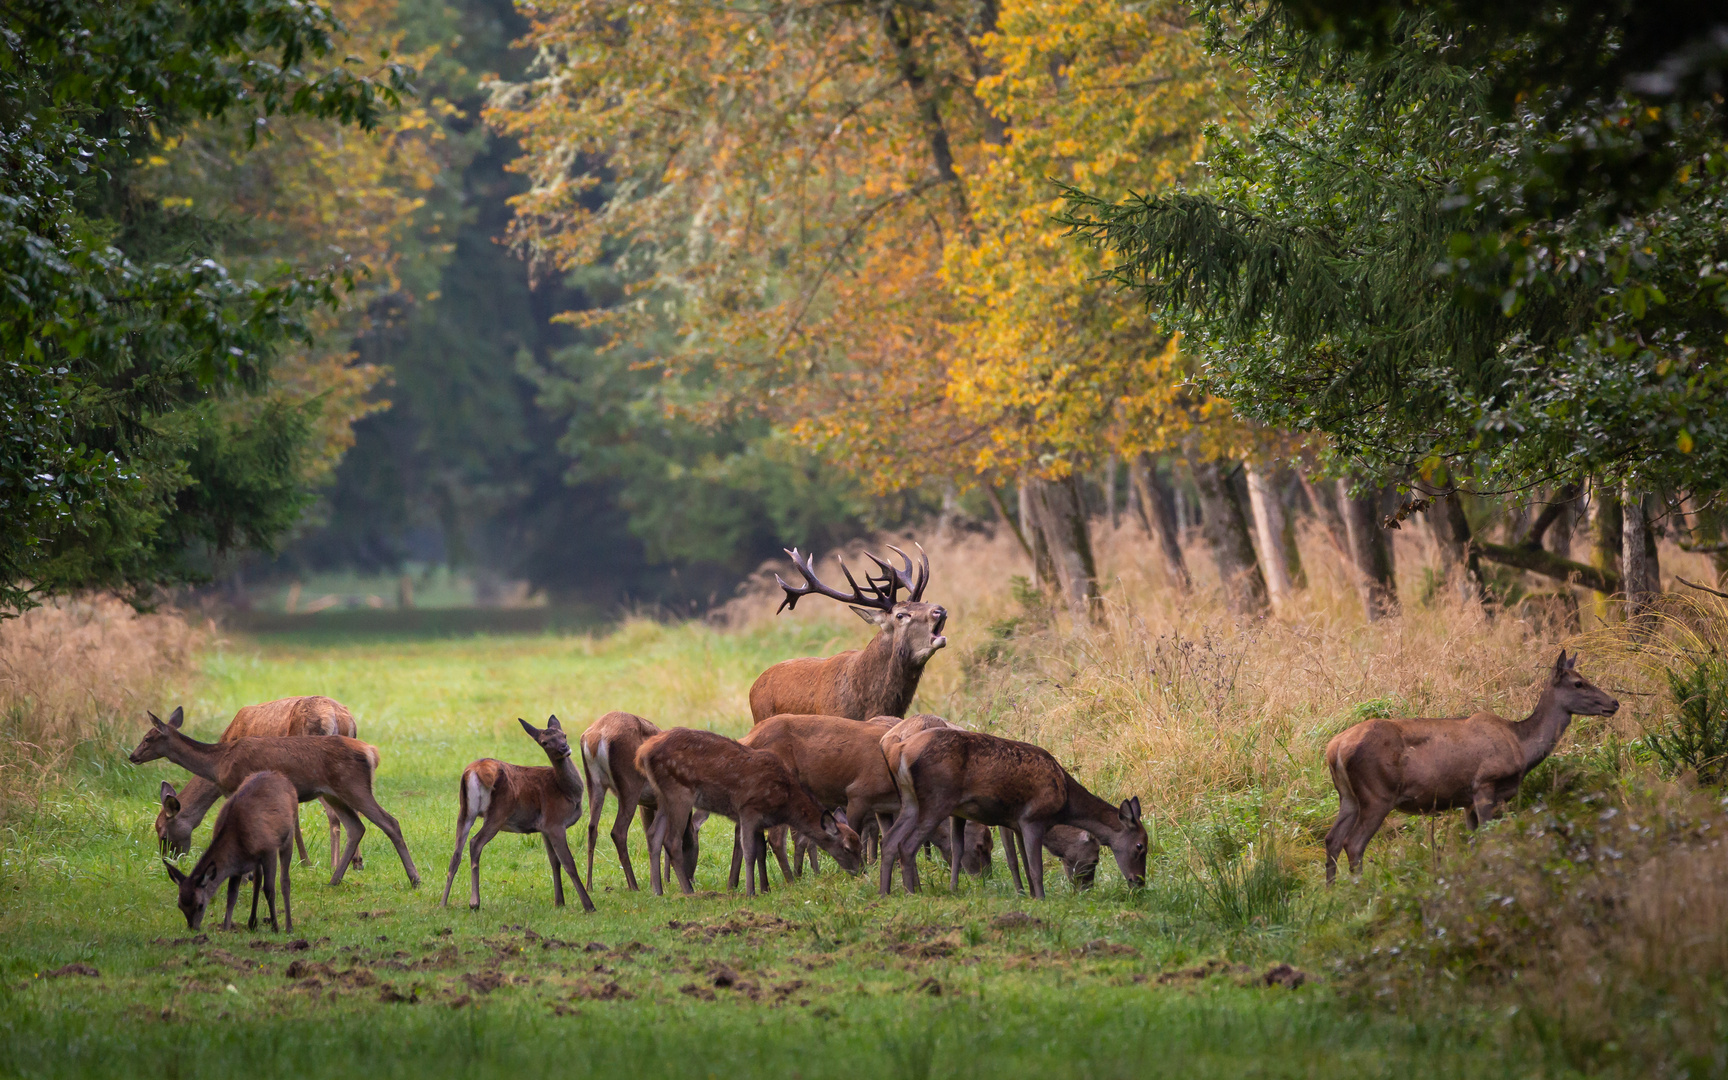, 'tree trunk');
1189,457,1268,616
1104,454,1118,530
1018,479,1058,589
1621,482,1660,629
1425,484,1488,605
1587,479,1623,623
1024,474,1101,622
1338,479,1398,620
1128,454,1191,591
1244,462,1299,610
